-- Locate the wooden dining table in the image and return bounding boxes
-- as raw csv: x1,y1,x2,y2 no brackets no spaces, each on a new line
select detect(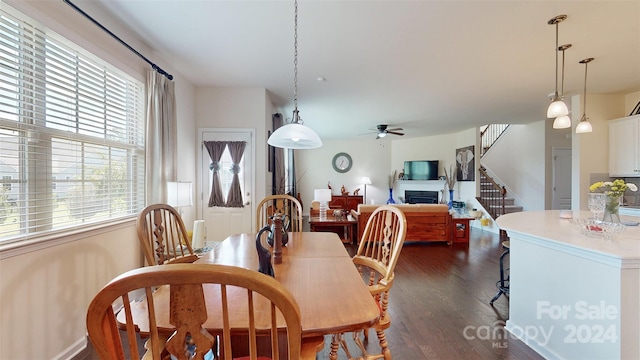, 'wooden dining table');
118,231,380,341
